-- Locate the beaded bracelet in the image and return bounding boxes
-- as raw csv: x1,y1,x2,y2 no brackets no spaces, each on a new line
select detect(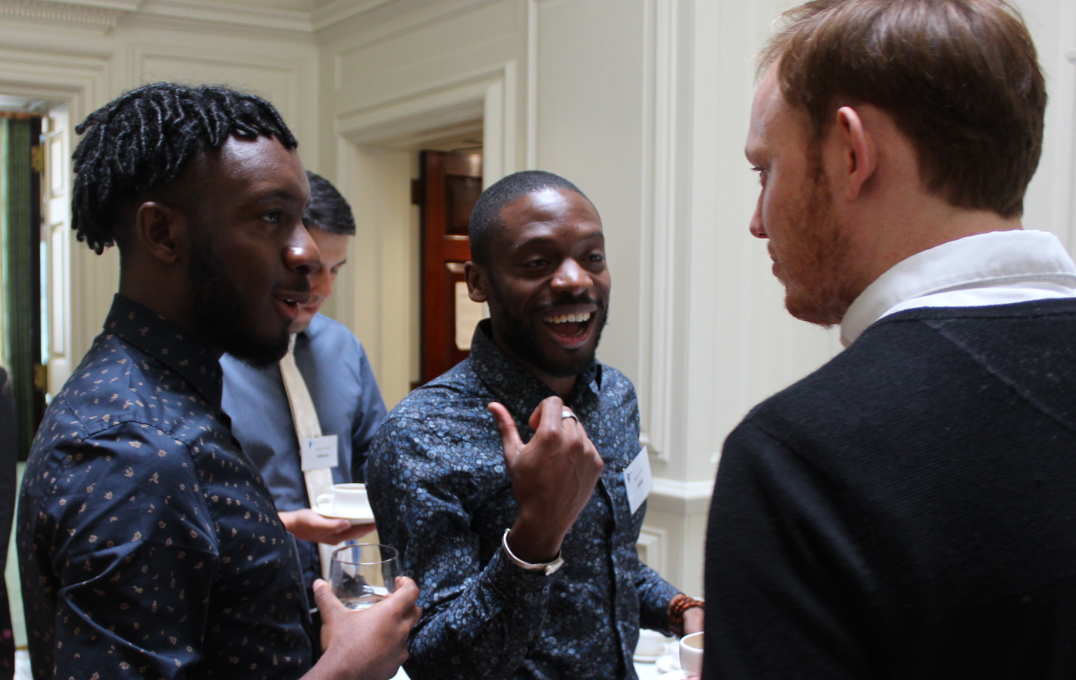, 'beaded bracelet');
667,593,704,635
